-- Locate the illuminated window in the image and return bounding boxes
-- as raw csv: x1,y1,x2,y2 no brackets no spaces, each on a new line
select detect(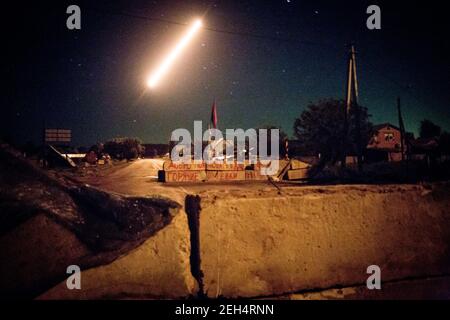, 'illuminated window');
384,133,394,141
